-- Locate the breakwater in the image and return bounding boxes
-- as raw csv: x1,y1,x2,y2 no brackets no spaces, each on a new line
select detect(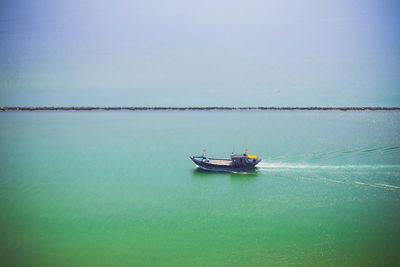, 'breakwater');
1,106,399,111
